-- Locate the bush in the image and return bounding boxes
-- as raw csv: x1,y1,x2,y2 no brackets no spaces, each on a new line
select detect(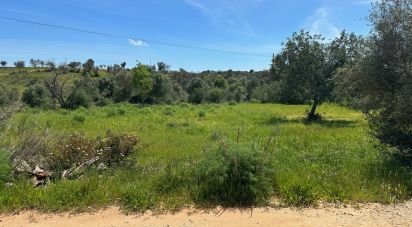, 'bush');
113,73,133,103
52,130,139,171
96,130,139,167
22,83,52,108
198,110,206,118
206,88,224,103
67,89,93,109
194,140,276,205
0,85,19,107
53,133,96,170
